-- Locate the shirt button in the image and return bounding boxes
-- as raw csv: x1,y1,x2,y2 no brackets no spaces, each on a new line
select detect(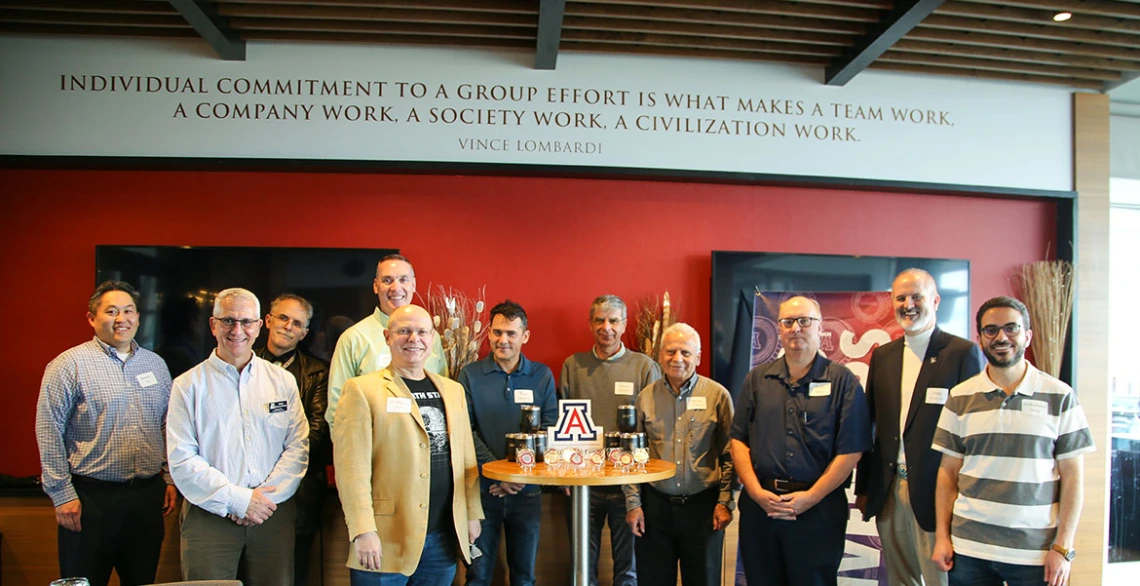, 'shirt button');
420,443,427,449
787,407,794,414
787,430,794,436
420,503,428,510
787,452,794,458
420,473,428,479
